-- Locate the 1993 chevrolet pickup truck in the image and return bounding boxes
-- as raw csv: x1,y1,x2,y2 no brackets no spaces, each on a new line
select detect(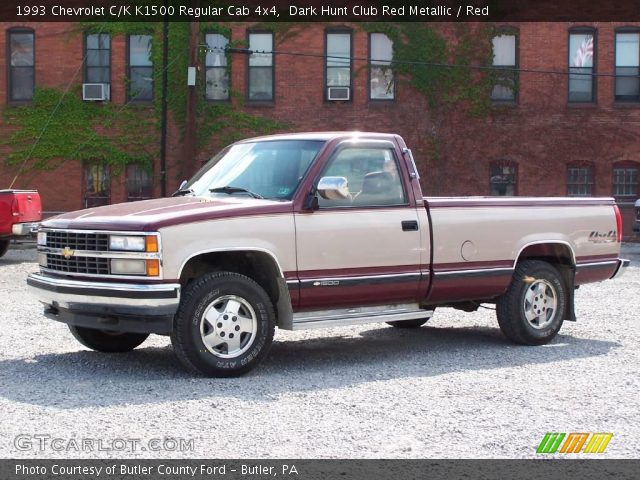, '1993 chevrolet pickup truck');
27,132,629,376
